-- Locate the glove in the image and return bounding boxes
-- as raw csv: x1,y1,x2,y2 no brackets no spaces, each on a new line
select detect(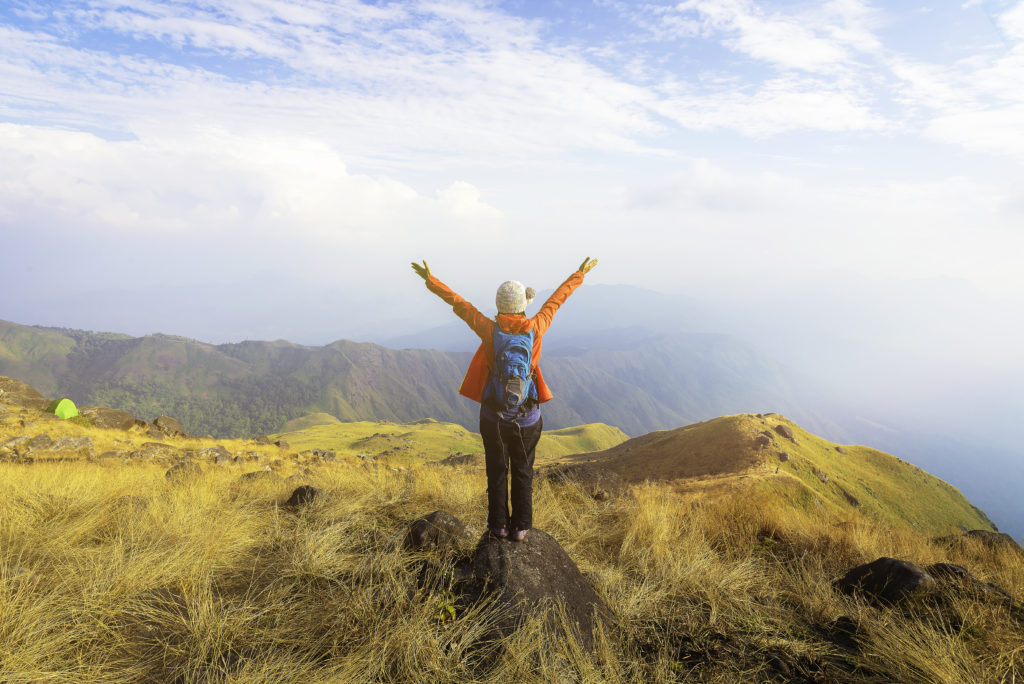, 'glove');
578,257,598,275
411,260,431,281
